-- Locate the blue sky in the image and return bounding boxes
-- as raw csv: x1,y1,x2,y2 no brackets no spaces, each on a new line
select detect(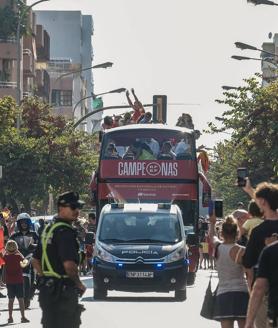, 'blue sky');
29,0,278,147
